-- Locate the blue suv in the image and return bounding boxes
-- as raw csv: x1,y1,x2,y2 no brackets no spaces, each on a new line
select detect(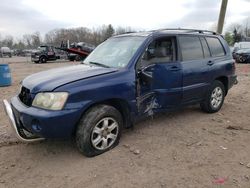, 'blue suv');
3,29,237,157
